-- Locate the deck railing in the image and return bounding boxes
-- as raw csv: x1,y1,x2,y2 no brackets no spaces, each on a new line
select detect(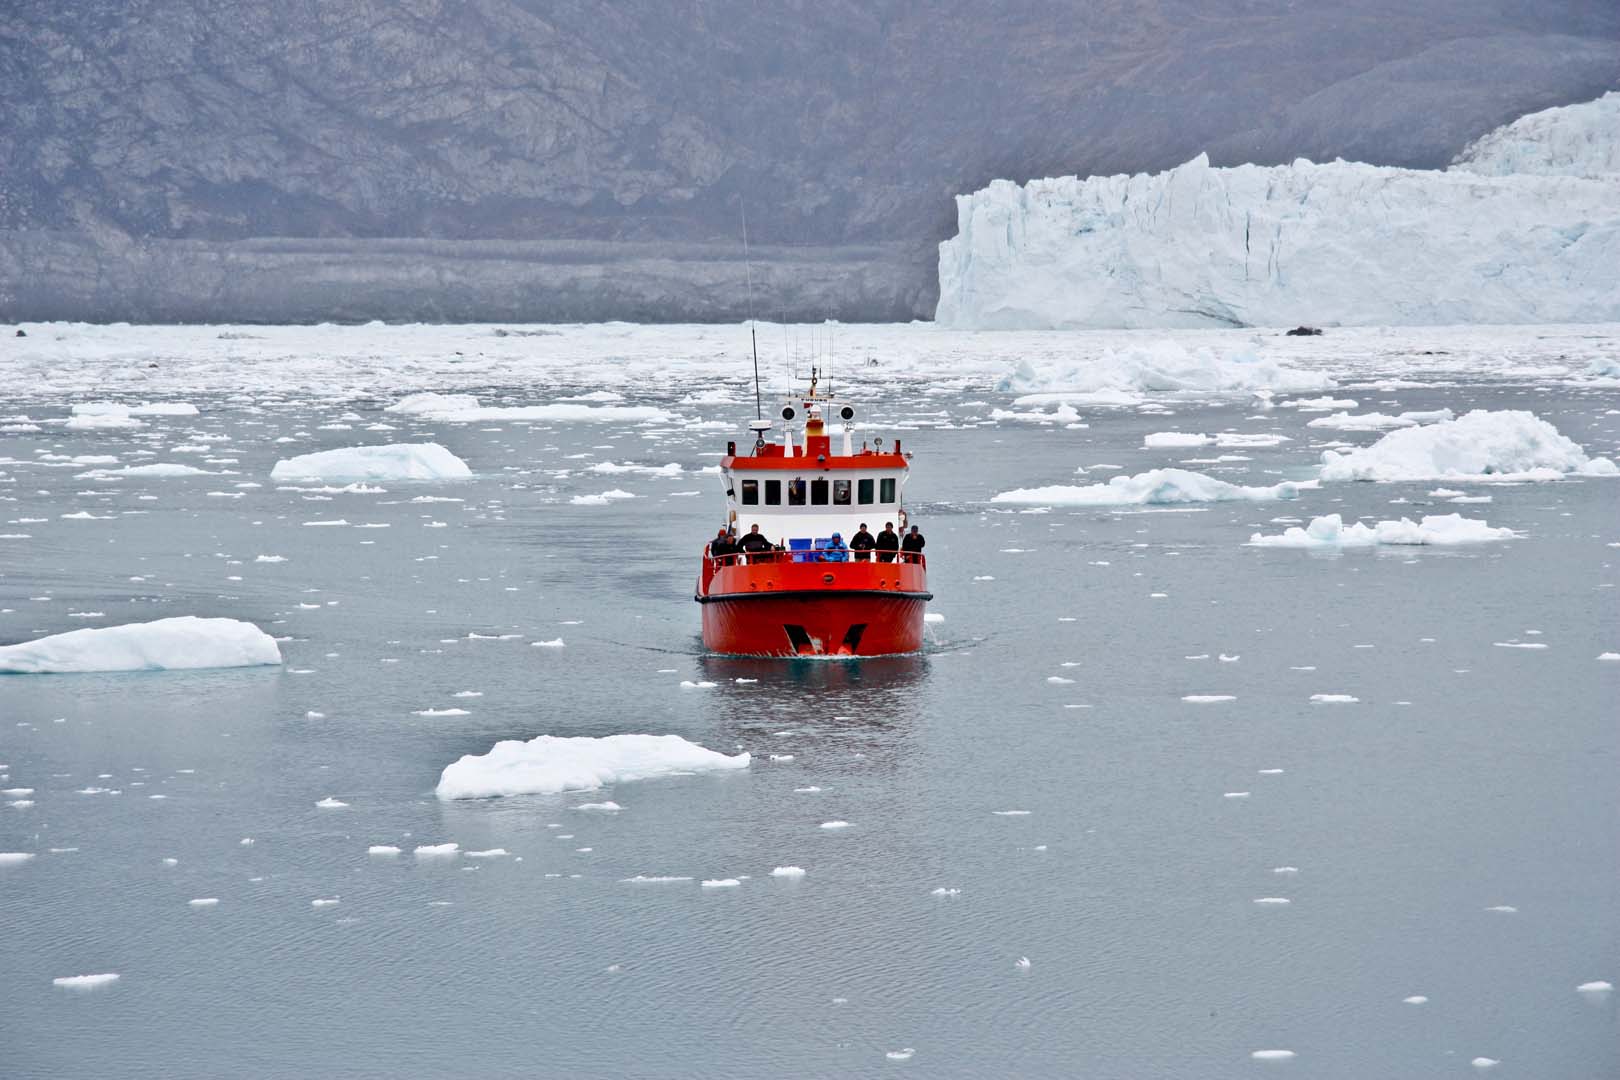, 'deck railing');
703,549,925,568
